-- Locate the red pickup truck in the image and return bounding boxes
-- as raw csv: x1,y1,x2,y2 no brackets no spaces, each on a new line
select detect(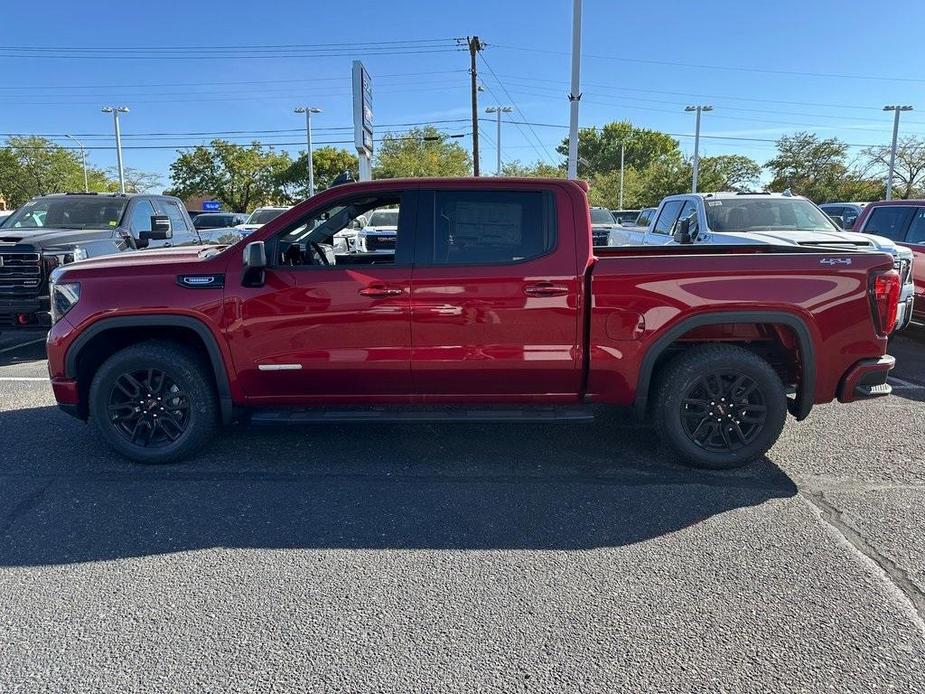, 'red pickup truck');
46,178,900,469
